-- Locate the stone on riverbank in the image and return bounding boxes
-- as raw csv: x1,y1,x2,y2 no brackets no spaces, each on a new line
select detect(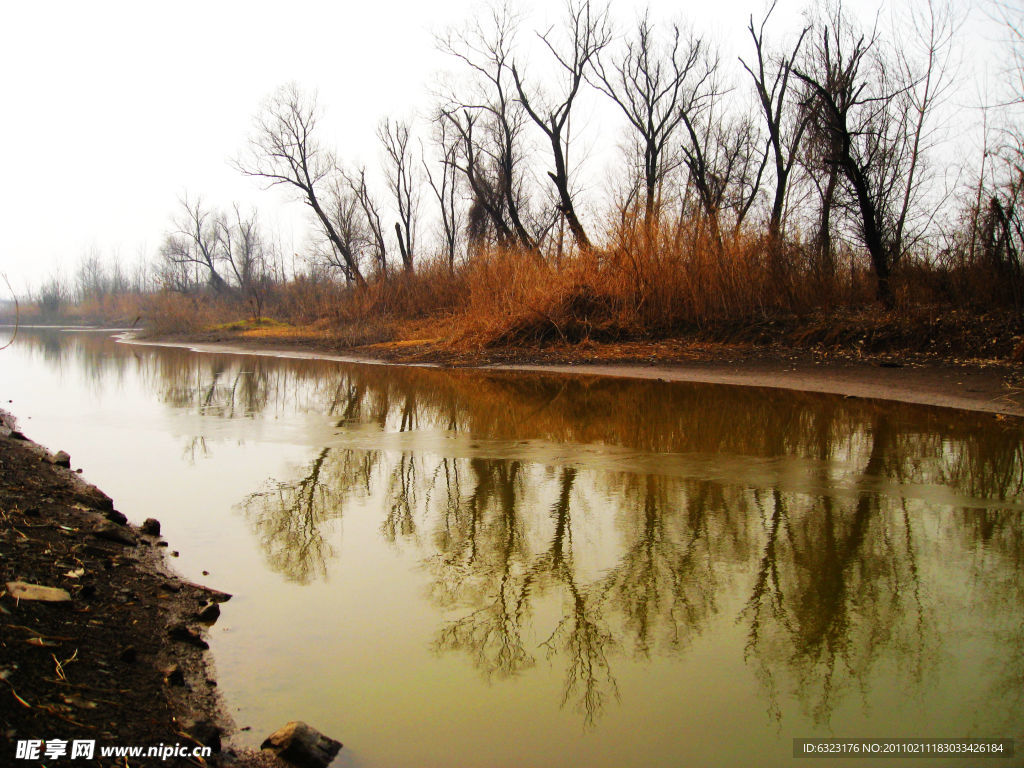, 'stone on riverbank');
104,508,129,525
261,721,342,768
164,664,186,686
197,600,221,623
5,581,72,602
168,622,210,650
92,520,137,546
